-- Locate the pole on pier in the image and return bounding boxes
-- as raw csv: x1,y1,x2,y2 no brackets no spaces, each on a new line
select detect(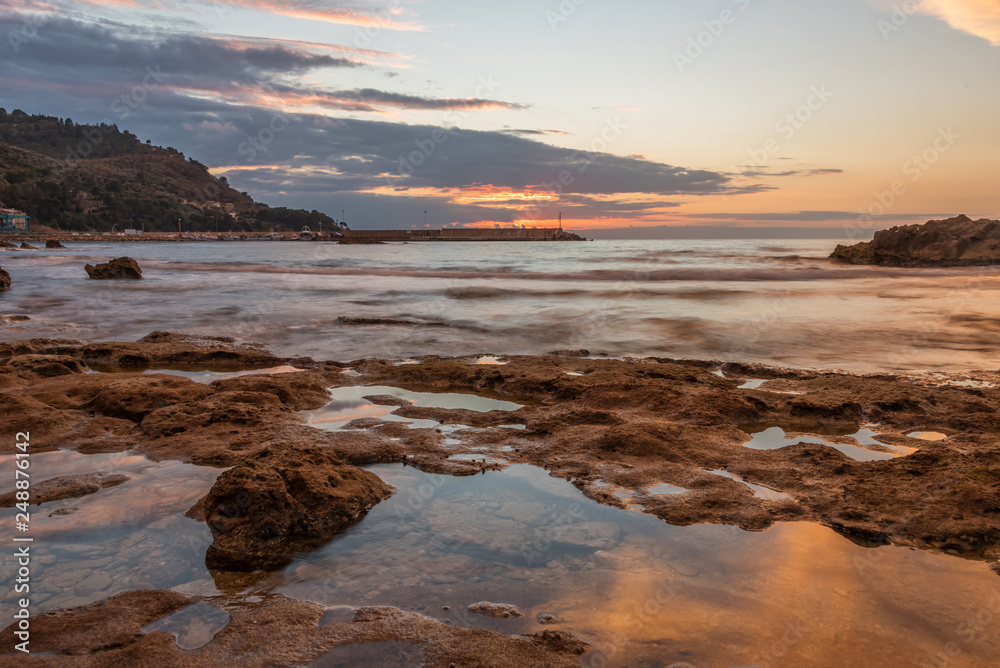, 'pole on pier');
558,212,562,231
